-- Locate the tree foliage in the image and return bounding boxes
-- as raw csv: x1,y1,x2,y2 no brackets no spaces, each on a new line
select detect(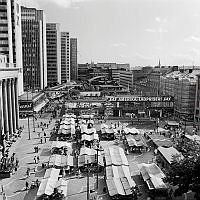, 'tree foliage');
164,139,200,199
